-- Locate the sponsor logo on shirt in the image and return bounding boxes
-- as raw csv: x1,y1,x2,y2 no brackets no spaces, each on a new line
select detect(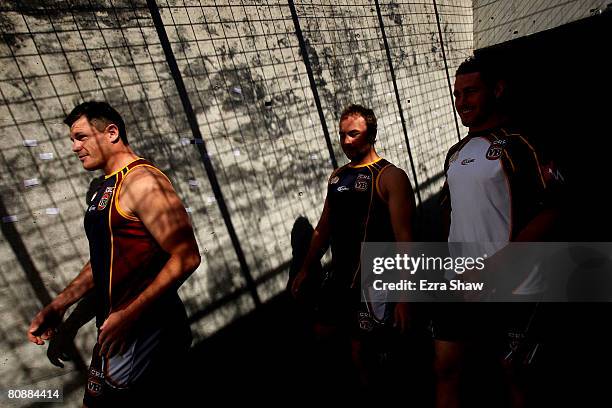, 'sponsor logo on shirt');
461,158,475,165
354,174,370,191
97,187,114,211
337,185,349,192
87,377,103,396
86,346,104,397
